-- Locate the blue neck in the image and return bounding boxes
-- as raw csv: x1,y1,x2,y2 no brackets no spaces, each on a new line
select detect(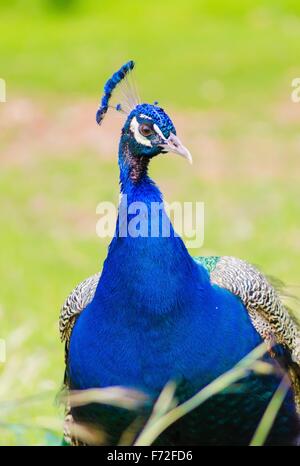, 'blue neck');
94,141,210,315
